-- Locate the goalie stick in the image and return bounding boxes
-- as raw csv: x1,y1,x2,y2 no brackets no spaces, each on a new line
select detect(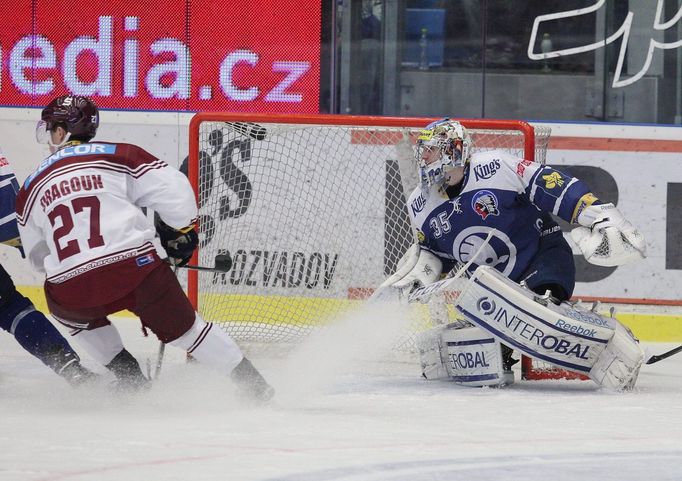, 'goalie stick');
371,231,493,305
406,231,493,304
645,345,682,365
